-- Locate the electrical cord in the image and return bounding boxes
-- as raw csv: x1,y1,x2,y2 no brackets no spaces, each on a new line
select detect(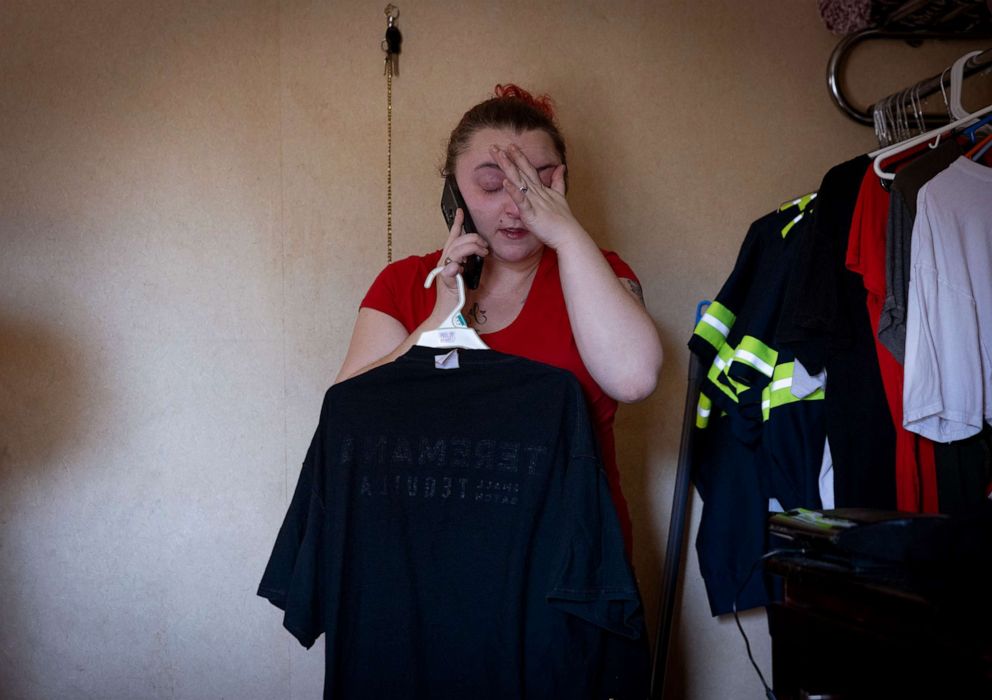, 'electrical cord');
731,547,809,700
